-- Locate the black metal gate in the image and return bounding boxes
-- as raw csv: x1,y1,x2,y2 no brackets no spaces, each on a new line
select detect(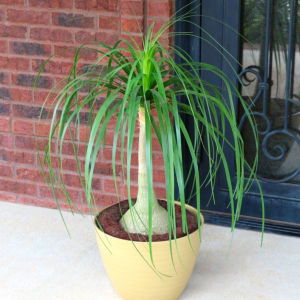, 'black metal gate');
176,0,300,235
